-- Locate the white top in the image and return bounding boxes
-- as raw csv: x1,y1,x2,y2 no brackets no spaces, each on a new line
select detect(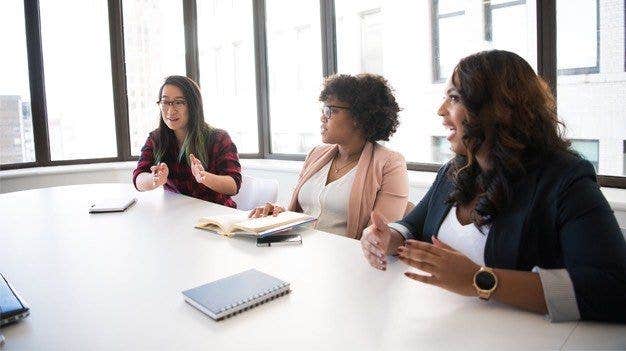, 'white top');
1,184,621,350
437,206,489,266
297,160,356,236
